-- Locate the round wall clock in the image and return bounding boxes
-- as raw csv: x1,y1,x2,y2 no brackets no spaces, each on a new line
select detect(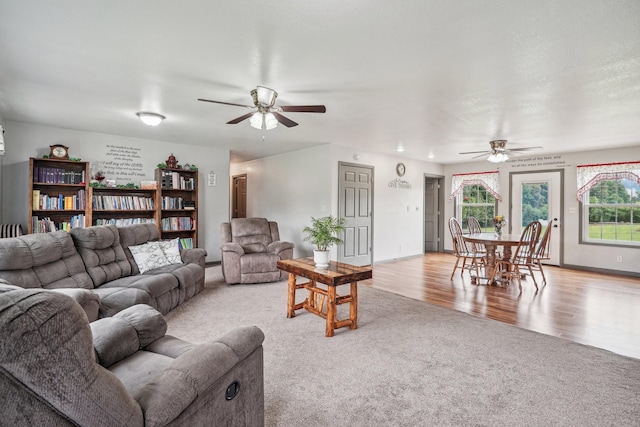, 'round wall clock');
396,162,406,177
49,144,69,160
